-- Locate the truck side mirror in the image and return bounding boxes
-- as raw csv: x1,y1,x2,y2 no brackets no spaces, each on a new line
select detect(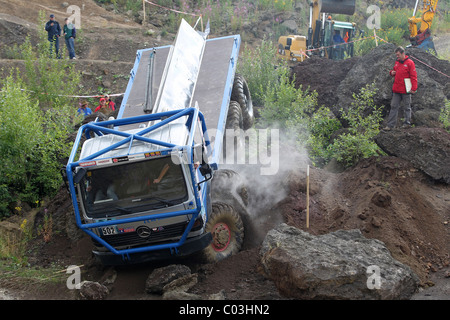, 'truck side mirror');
199,163,212,179
197,163,212,190
73,167,87,184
